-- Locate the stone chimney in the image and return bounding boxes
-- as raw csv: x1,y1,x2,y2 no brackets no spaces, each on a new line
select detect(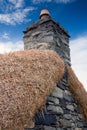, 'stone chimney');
23,9,70,65
23,9,87,130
